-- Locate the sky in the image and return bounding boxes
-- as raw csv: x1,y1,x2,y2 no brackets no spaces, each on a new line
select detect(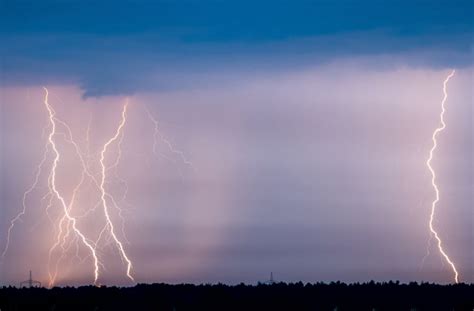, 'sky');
0,0,473,286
